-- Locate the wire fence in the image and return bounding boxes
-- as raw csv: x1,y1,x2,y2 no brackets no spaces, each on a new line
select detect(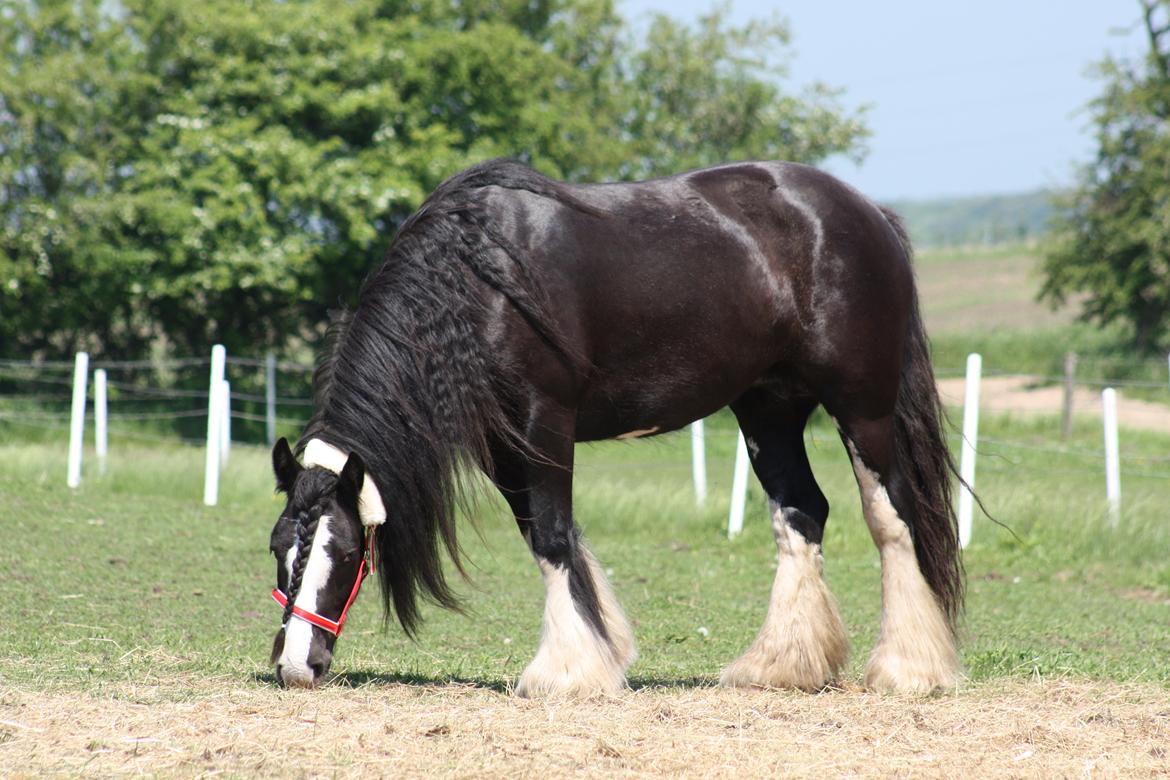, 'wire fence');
0,353,316,447
2,352,1169,490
